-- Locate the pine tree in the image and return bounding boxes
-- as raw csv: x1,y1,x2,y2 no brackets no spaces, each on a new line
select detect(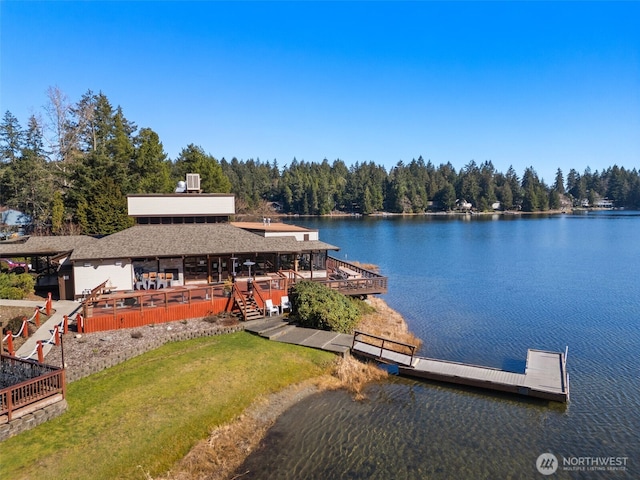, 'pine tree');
51,191,65,234
131,128,172,193
553,168,565,194
173,144,232,193
83,177,133,235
